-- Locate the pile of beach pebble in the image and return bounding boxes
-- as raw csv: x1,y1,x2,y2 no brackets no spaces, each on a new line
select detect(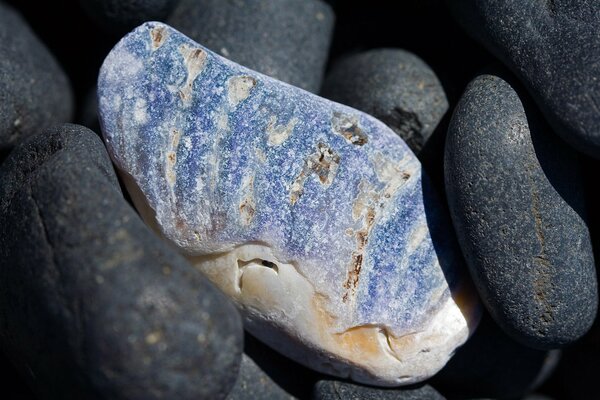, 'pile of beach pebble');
1,1,599,399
